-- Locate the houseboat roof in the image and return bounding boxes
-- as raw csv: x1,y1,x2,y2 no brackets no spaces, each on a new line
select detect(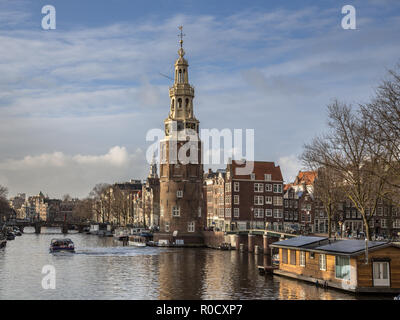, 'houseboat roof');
271,236,397,256
270,236,328,248
314,240,388,255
